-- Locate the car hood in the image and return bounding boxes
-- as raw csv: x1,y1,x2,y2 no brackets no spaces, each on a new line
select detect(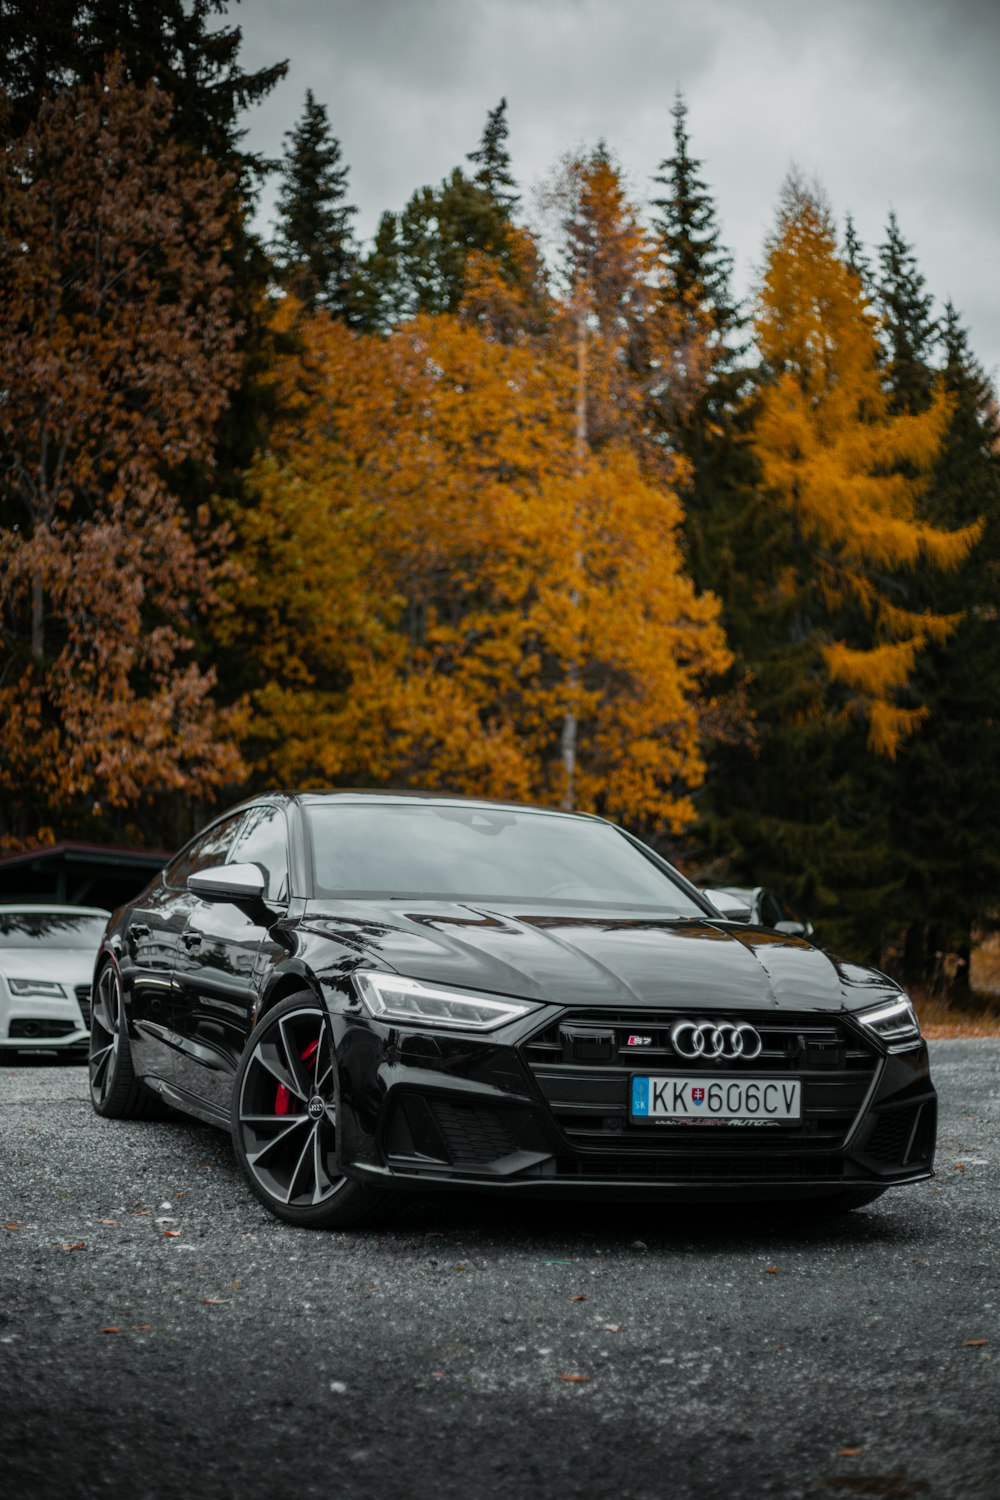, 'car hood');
0,948,97,987
303,901,891,1014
